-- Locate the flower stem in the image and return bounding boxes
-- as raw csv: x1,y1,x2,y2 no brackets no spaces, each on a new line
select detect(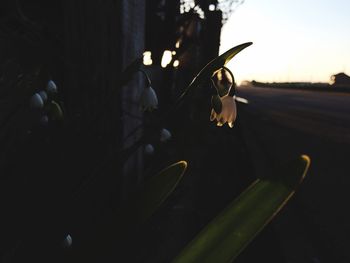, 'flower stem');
138,69,152,87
